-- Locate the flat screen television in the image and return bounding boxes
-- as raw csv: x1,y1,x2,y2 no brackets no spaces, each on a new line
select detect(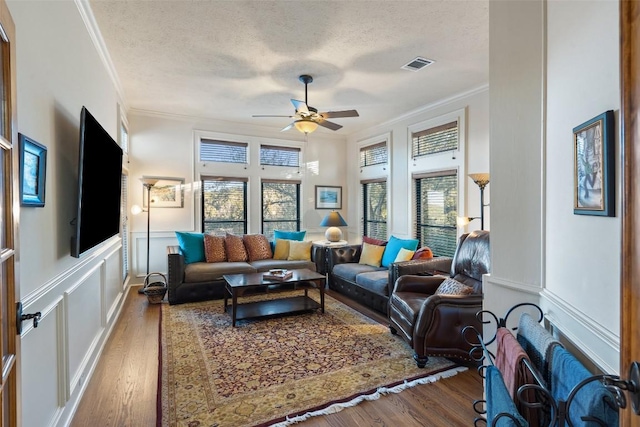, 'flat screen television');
71,106,123,258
